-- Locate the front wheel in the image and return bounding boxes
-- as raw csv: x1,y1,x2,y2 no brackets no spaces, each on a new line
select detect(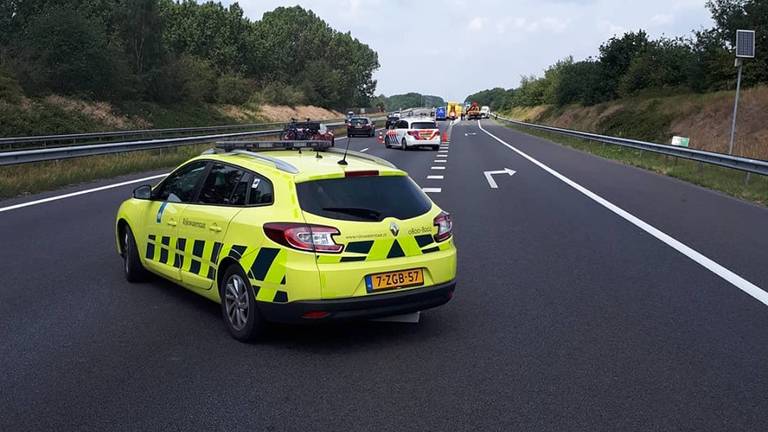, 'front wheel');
123,225,150,283
220,265,266,342
401,138,408,150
